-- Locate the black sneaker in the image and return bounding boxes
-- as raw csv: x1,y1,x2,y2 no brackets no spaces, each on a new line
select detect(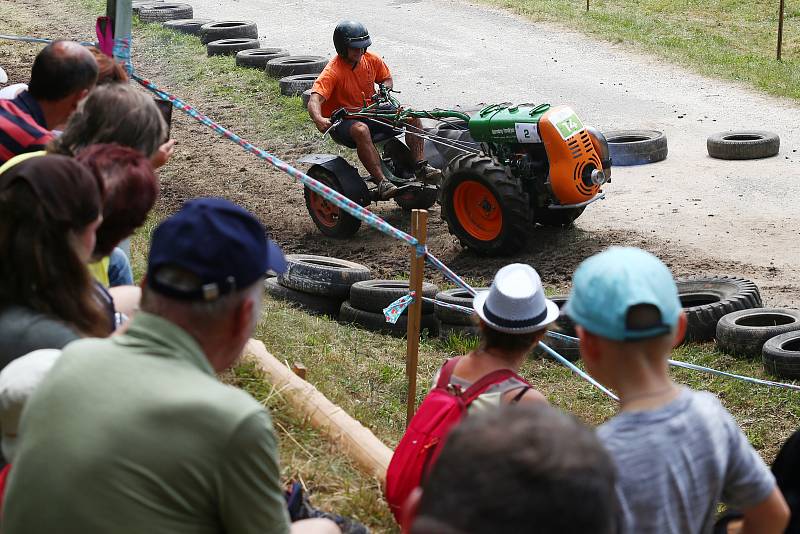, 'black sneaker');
285,481,370,534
